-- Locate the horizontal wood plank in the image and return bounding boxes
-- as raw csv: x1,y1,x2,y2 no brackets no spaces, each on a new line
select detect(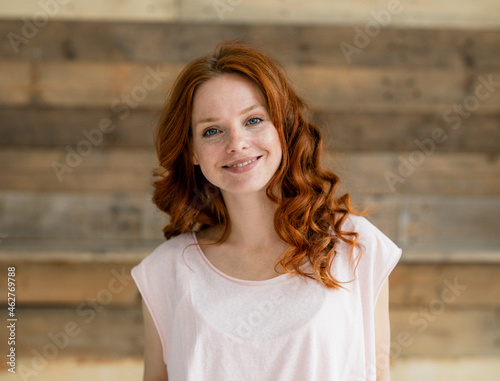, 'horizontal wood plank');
0,107,159,148
2,21,500,69
0,262,139,306
180,0,500,29
335,152,500,195
2,0,499,29
36,62,182,108
390,307,500,357
2,60,499,114
0,190,166,240
1,258,499,308
2,356,499,381
389,264,500,307
0,61,31,104
401,196,500,252
391,357,500,381
2,149,499,196
316,112,500,153
1,107,498,153
0,307,143,359
0,306,497,360
0,0,177,21
0,358,143,381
